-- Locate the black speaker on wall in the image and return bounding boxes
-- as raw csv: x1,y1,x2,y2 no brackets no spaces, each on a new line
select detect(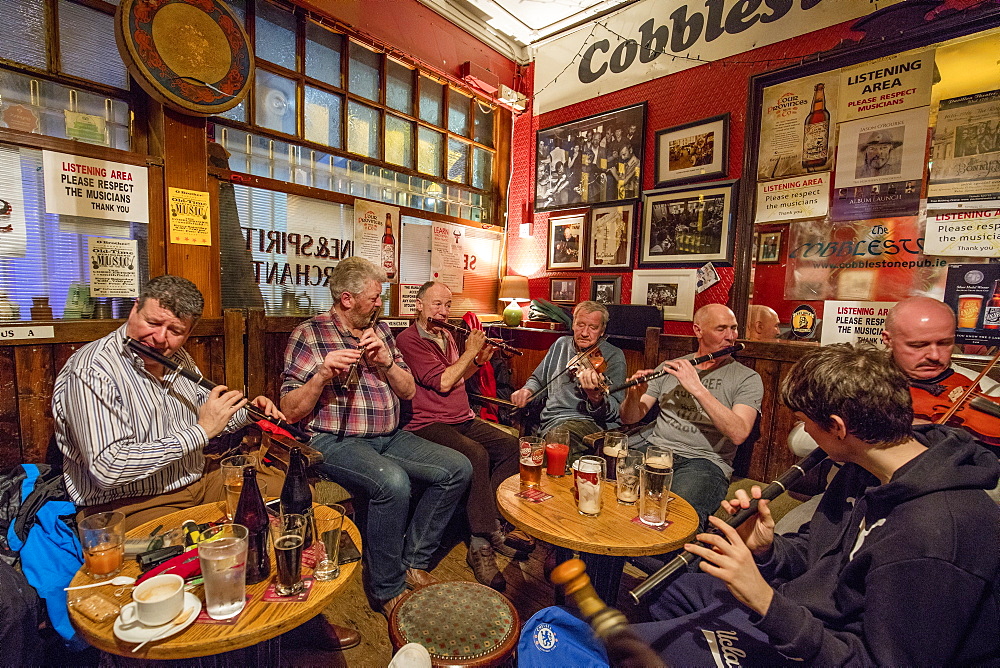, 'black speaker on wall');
603,304,662,338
